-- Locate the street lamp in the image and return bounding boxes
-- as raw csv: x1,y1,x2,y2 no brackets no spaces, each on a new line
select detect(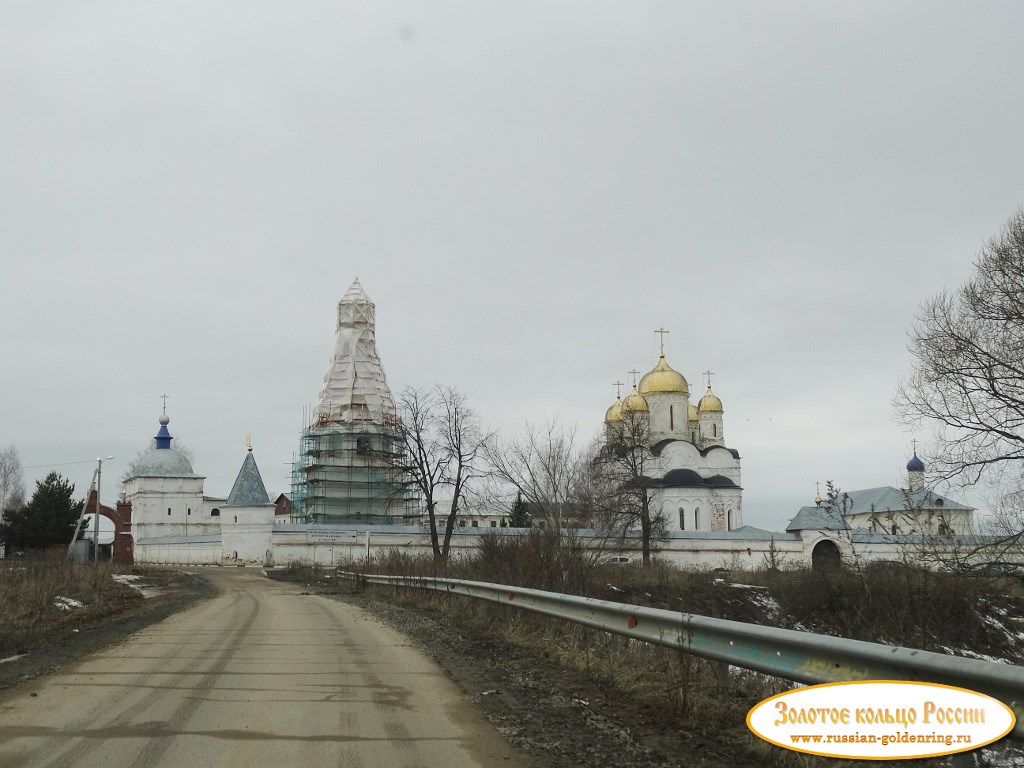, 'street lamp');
93,455,115,565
